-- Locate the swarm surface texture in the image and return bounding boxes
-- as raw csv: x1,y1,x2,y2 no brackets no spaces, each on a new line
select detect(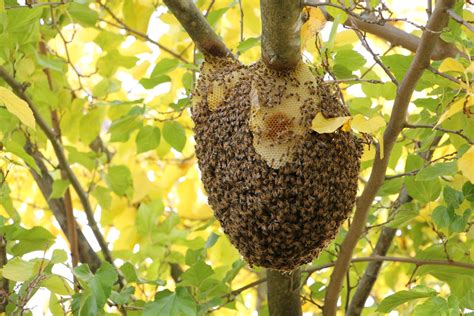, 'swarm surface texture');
192,57,362,271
